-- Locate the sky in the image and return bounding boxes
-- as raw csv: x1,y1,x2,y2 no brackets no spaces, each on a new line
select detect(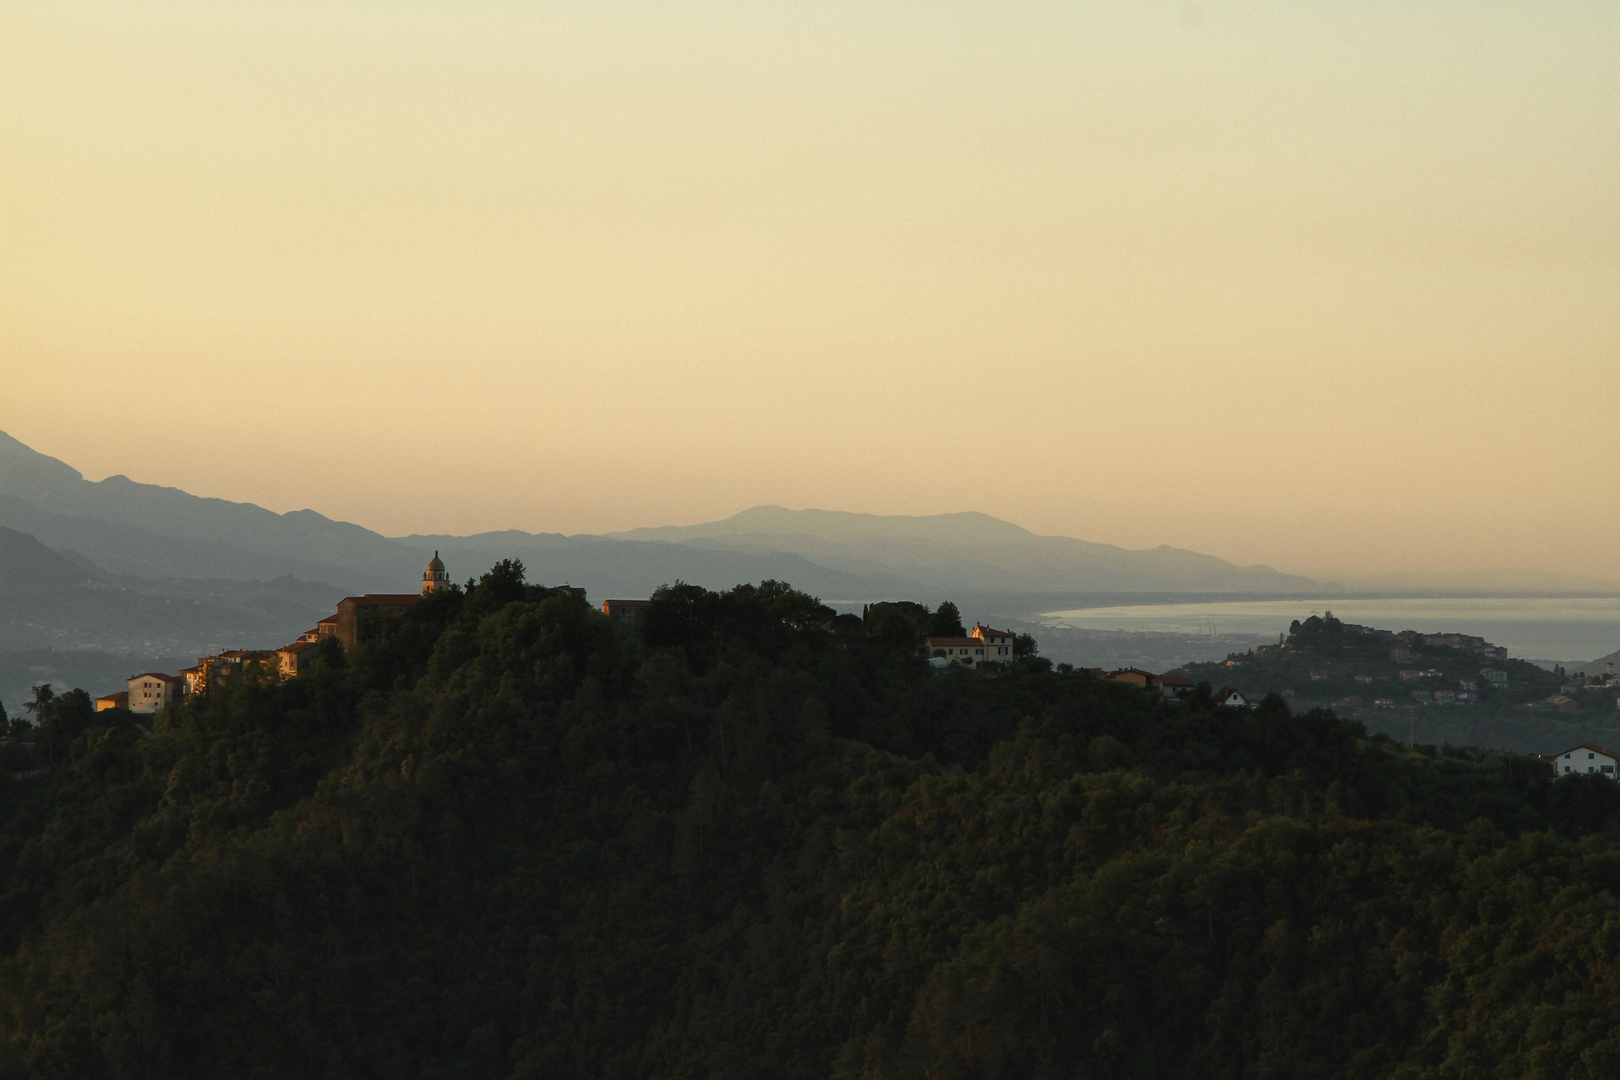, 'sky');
2,0,1616,582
